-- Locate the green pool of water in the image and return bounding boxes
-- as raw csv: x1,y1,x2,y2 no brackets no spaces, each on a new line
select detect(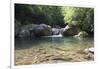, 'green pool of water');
15,37,94,50
15,37,94,65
